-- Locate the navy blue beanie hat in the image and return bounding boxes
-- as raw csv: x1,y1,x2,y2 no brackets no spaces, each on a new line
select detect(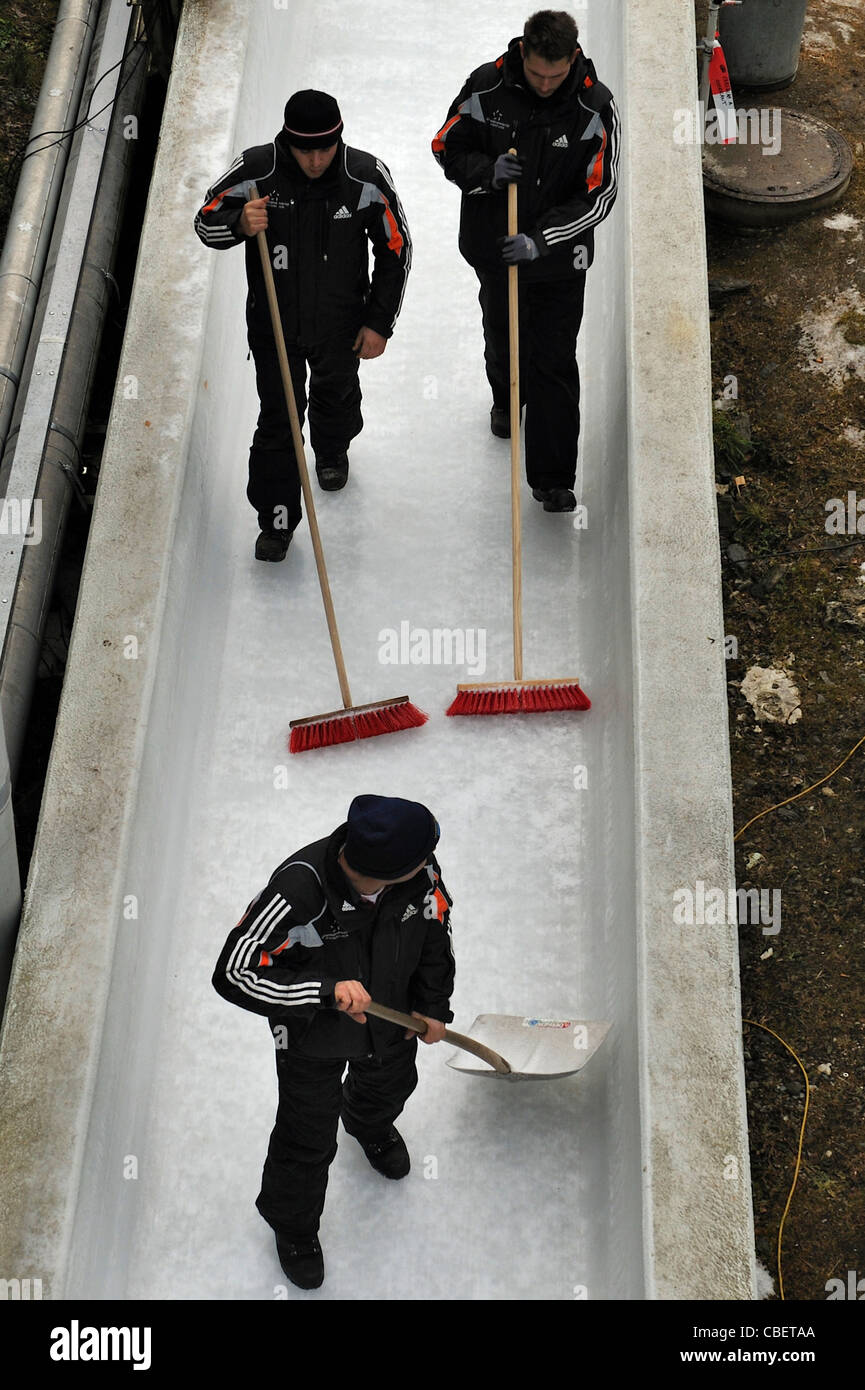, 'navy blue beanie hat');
343,795,439,879
283,89,343,150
